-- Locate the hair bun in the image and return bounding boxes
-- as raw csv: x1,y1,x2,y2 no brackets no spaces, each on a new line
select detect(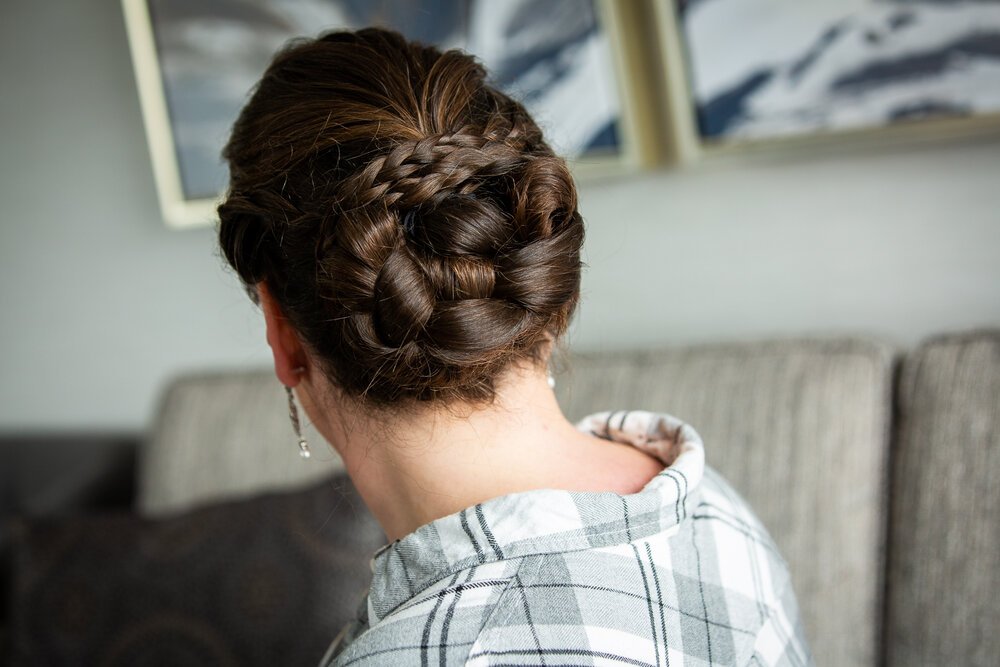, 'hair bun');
218,29,584,405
